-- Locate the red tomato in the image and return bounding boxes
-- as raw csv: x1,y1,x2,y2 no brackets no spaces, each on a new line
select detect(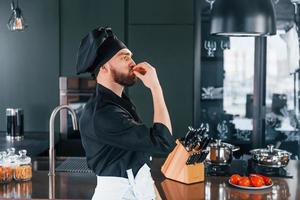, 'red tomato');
230,174,242,185
238,177,251,187
250,176,265,187
250,174,272,185
259,175,272,185
133,67,146,75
